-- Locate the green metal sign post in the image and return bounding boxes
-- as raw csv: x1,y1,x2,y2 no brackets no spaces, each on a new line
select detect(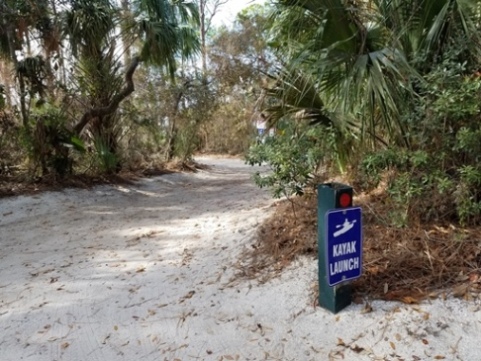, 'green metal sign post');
317,183,354,313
